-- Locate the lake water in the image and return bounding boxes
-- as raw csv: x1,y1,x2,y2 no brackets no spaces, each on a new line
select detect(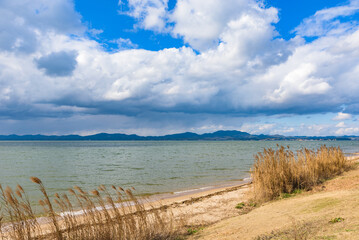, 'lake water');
0,141,358,202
